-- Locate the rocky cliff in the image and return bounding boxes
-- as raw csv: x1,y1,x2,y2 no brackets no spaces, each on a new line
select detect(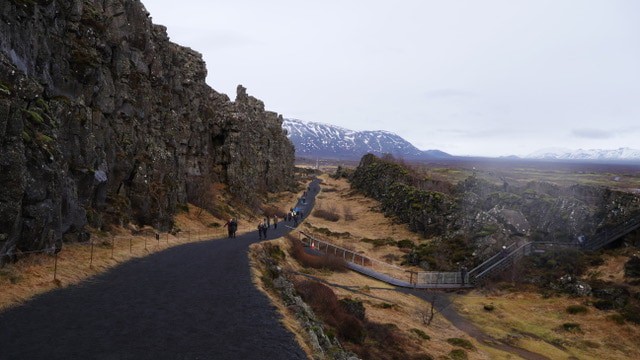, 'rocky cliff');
351,154,640,259
0,0,295,264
